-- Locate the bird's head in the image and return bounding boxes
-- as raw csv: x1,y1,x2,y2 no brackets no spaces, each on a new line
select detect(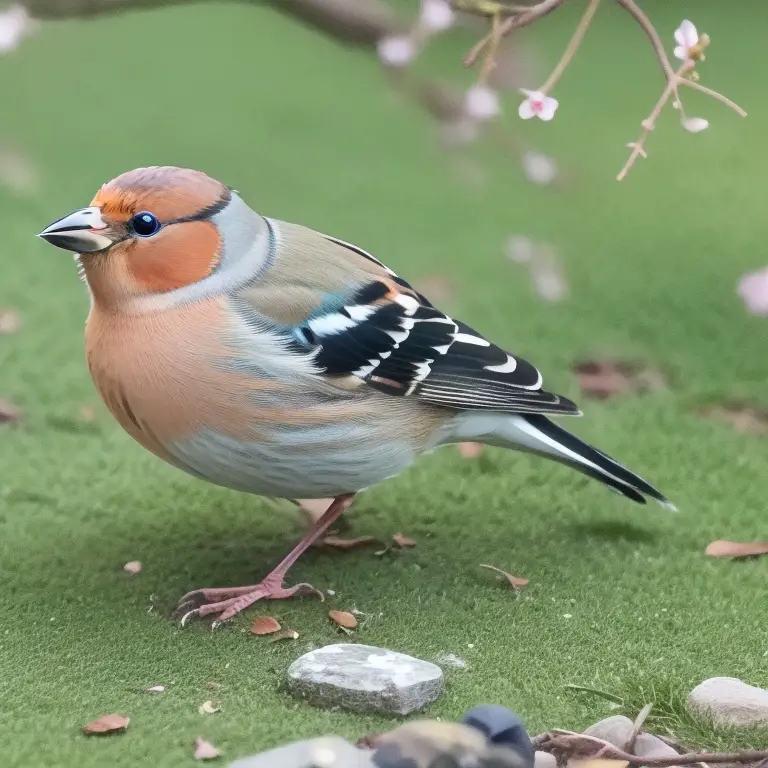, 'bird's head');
38,166,249,307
